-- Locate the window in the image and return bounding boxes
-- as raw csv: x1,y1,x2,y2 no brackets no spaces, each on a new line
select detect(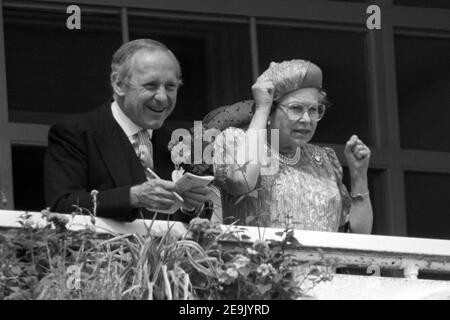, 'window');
257,24,372,146
395,33,450,152
129,15,253,128
4,6,122,125
405,171,450,240
11,145,46,211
